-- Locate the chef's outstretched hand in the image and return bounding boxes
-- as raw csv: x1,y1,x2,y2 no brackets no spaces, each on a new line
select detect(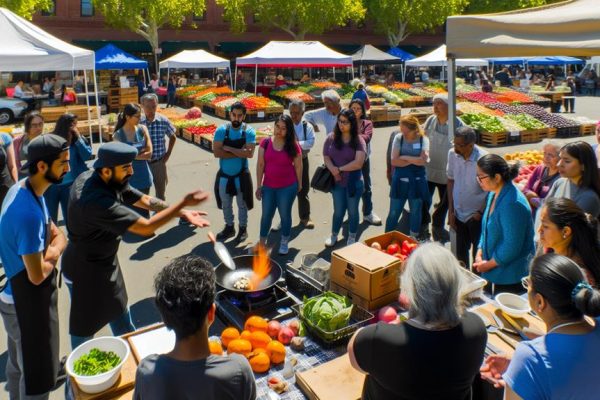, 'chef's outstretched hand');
183,190,210,207
180,210,210,228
